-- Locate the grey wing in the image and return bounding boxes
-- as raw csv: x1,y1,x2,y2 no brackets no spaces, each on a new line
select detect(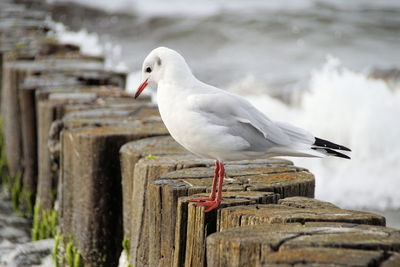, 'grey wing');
188,90,305,151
